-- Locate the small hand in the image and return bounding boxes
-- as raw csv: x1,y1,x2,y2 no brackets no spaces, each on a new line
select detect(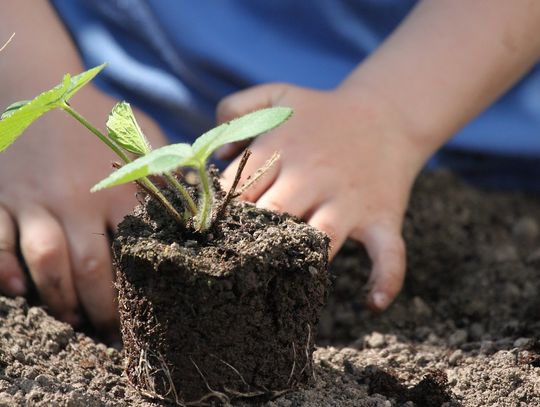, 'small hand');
218,83,426,311
0,93,166,339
